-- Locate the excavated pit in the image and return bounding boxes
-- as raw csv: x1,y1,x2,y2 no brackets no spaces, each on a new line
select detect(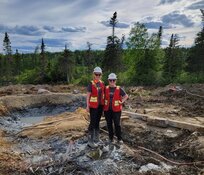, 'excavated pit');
0,92,204,175
13,104,85,124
